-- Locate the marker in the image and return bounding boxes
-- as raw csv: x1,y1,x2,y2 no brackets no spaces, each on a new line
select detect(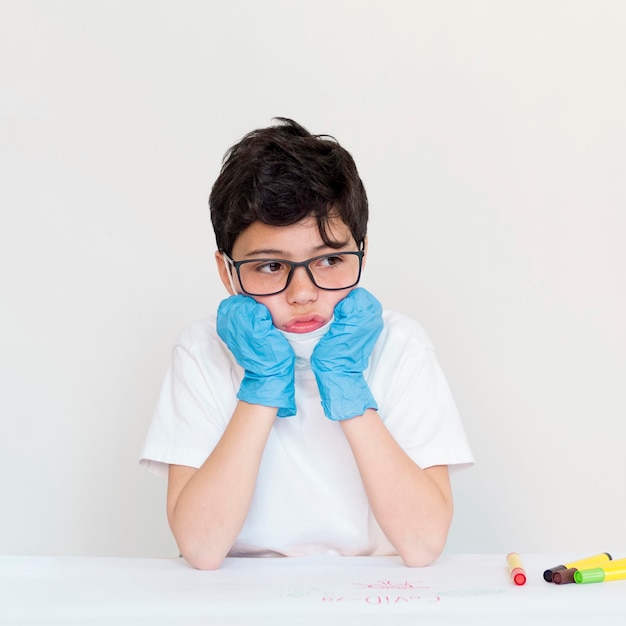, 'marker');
552,568,577,585
553,556,626,585
543,552,612,582
574,563,626,584
506,552,527,585
552,568,580,585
